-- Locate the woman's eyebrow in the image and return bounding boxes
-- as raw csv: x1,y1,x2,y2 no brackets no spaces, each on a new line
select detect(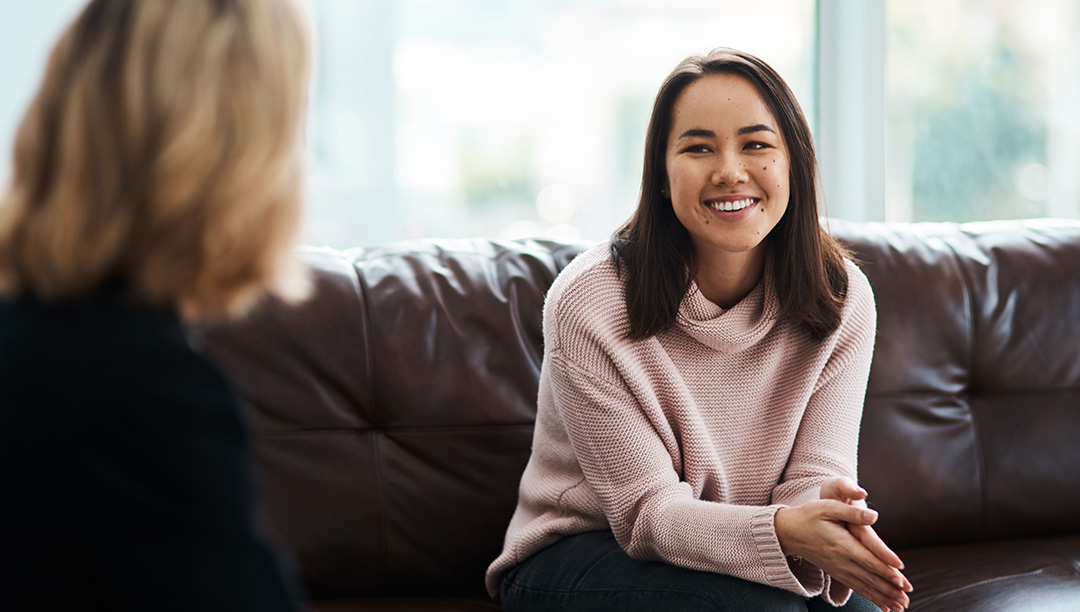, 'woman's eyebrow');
677,125,776,140
738,124,776,135
676,128,715,140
